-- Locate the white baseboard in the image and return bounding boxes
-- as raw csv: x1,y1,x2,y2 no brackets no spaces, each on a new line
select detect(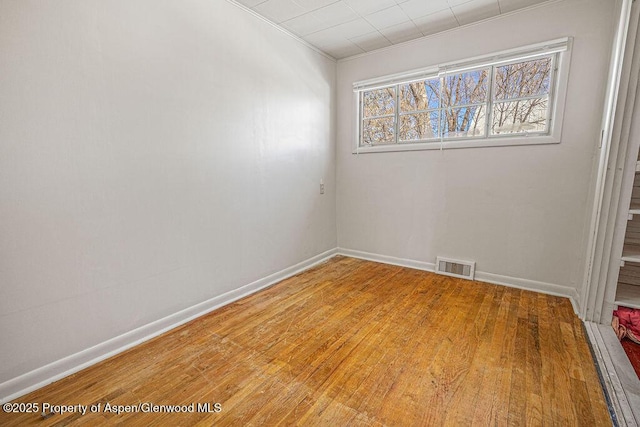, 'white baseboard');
474,271,581,313
338,248,436,272
337,247,580,312
0,248,338,404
